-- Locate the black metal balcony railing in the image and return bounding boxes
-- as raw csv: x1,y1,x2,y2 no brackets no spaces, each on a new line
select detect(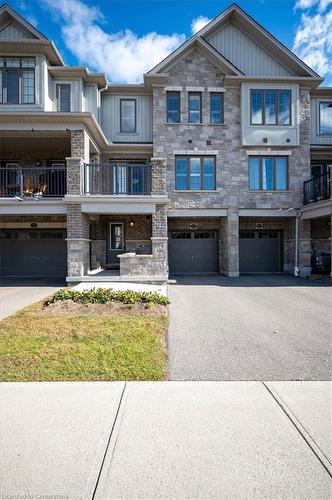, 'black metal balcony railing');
303,172,331,205
84,163,152,195
0,166,66,198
